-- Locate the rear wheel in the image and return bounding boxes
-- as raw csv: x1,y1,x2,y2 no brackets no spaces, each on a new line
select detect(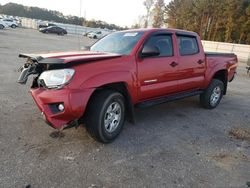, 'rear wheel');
200,79,224,109
85,90,125,143
11,24,16,28
0,24,4,29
